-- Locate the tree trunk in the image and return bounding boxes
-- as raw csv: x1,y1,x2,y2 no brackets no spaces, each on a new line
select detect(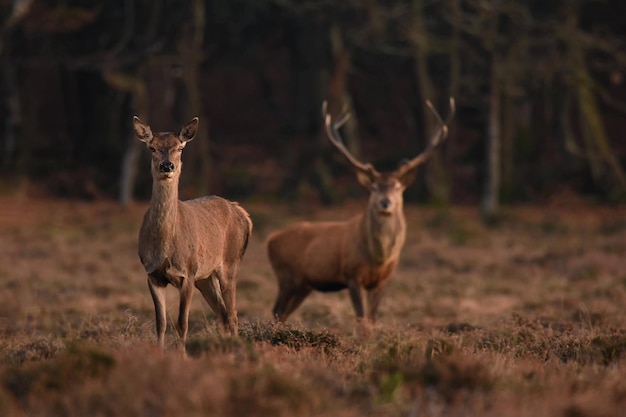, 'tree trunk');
285,16,334,203
411,0,449,205
103,69,149,205
563,9,626,196
180,0,210,196
501,93,514,202
482,59,501,221
1,55,19,170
